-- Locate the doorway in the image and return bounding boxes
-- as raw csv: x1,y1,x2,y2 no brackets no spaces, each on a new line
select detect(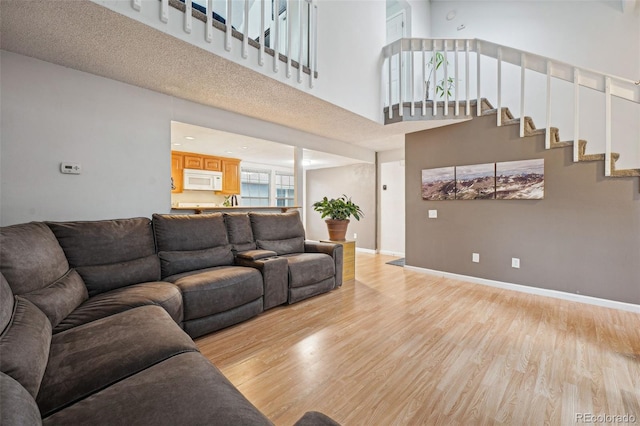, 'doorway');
379,160,405,256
